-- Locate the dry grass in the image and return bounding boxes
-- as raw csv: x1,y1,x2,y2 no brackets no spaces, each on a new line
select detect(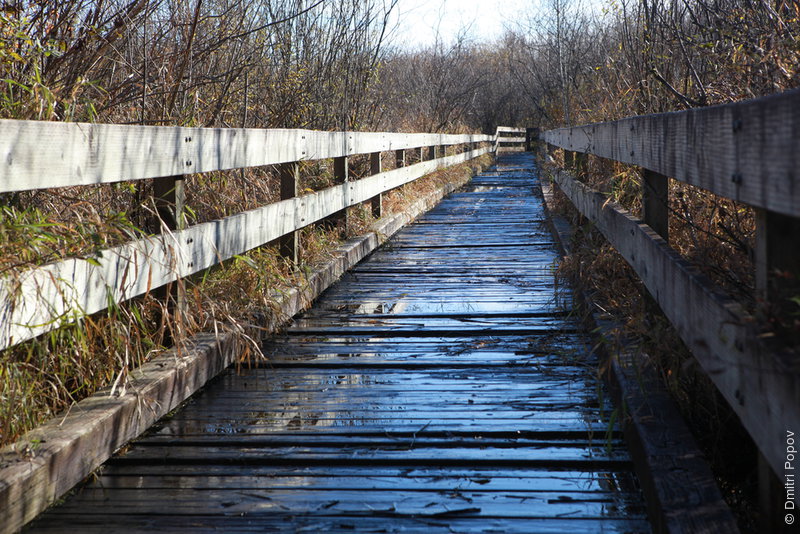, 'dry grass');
0,152,492,448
